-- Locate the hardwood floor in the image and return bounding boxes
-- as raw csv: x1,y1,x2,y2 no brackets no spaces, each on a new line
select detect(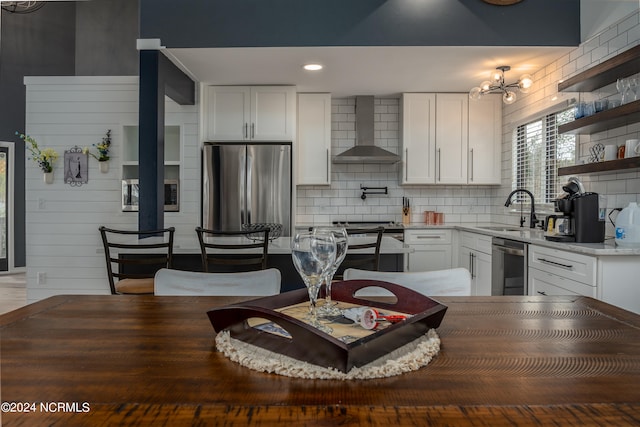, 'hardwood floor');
0,273,27,315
